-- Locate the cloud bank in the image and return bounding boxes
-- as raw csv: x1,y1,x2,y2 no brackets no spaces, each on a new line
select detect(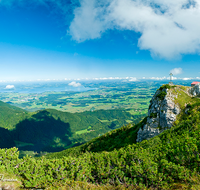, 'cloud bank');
69,0,200,59
129,77,137,81
68,81,82,87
